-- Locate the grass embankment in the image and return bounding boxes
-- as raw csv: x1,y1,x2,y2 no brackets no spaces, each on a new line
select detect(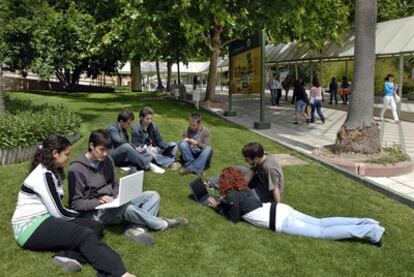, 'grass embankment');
1,91,414,276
